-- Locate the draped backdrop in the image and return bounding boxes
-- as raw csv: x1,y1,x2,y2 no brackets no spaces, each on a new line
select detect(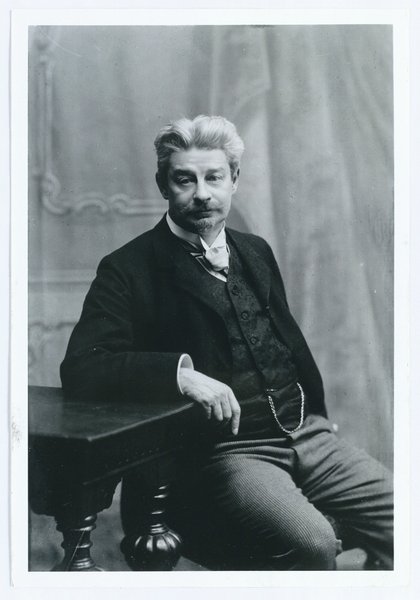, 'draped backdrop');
28,25,393,466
